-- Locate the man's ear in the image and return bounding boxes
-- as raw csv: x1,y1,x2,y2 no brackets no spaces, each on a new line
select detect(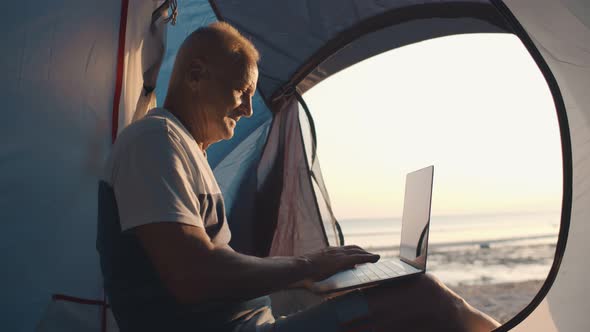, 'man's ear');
186,58,209,91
